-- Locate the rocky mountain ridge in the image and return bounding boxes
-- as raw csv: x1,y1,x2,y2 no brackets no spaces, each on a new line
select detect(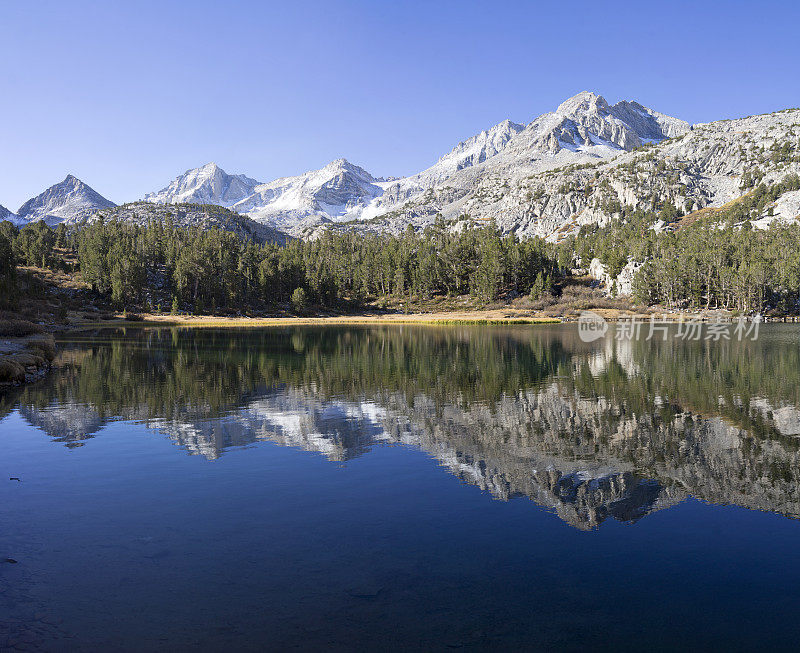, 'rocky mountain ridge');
4,92,799,243
231,158,386,232
343,102,800,241
138,92,800,240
